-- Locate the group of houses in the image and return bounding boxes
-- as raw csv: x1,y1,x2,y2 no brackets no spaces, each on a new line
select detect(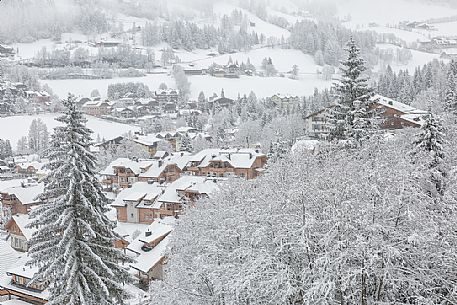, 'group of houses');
0,146,267,303
79,87,242,120
80,88,180,119
0,80,51,116
0,156,49,179
92,126,209,156
100,147,266,192
304,94,428,139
